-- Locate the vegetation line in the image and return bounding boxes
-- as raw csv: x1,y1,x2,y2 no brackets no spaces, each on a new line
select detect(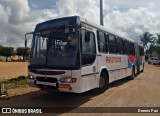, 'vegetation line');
0,76,28,92
0,46,30,62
